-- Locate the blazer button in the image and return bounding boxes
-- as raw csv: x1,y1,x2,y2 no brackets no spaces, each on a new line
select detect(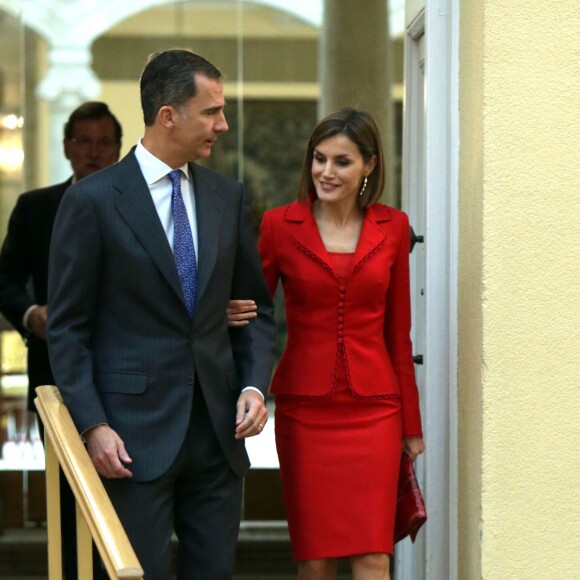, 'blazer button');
186,376,195,385
338,337,344,344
